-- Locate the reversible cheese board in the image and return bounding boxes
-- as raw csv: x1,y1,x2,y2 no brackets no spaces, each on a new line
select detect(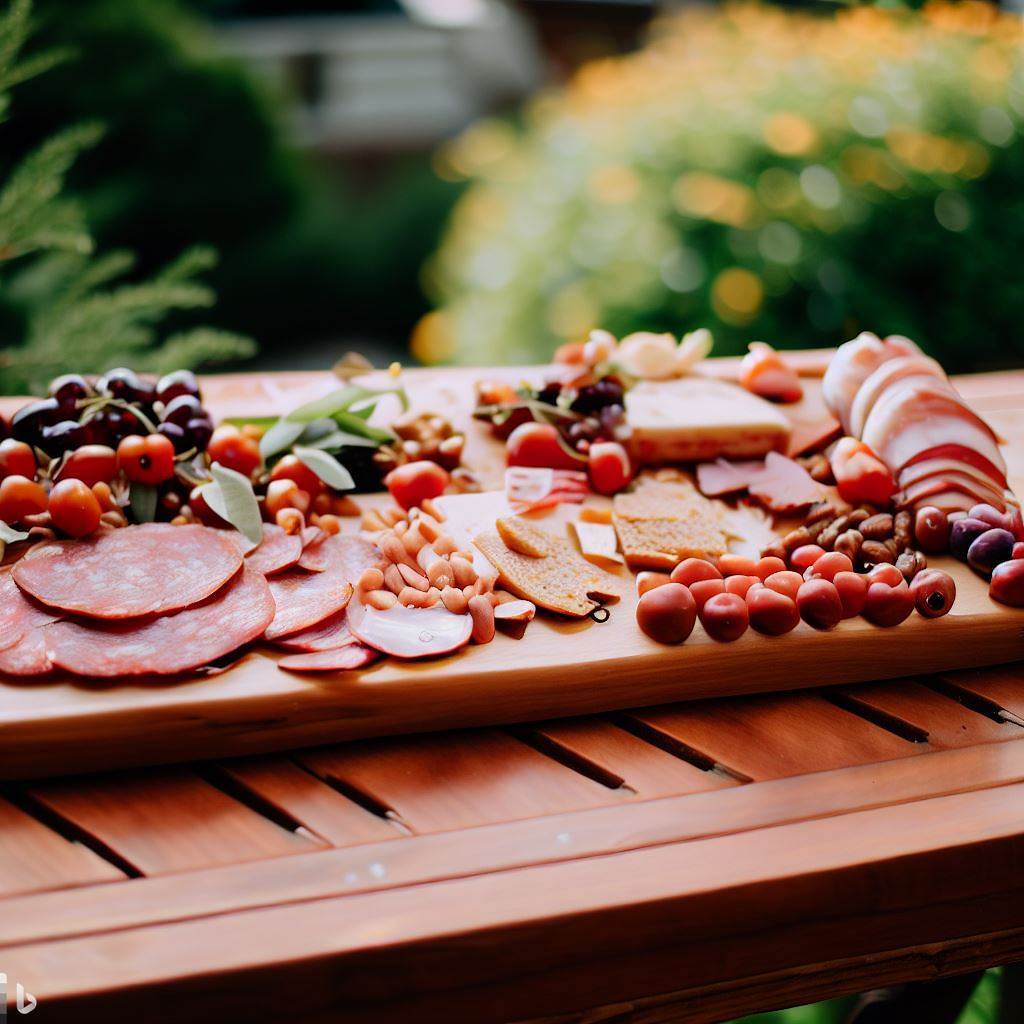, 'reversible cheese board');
1,332,1023,780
